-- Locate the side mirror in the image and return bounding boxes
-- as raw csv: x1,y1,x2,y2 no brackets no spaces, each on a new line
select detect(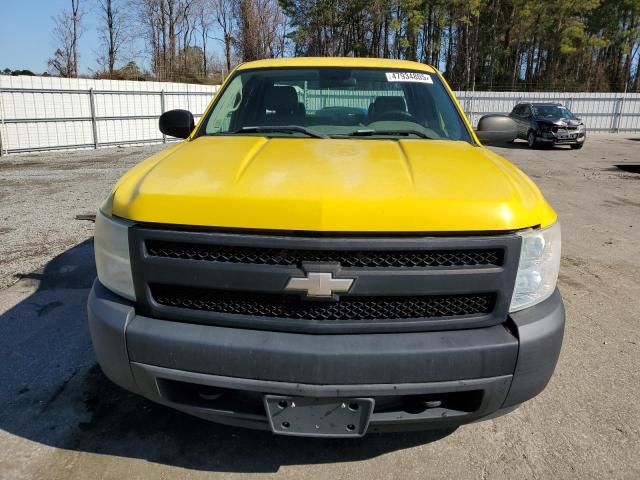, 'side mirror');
159,109,195,139
475,114,518,145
